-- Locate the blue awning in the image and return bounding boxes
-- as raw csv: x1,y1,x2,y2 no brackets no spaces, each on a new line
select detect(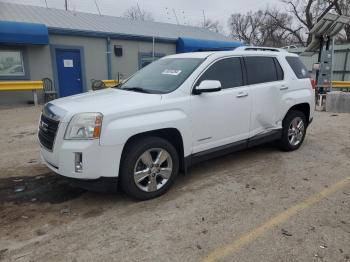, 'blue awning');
176,37,243,53
0,21,49,45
